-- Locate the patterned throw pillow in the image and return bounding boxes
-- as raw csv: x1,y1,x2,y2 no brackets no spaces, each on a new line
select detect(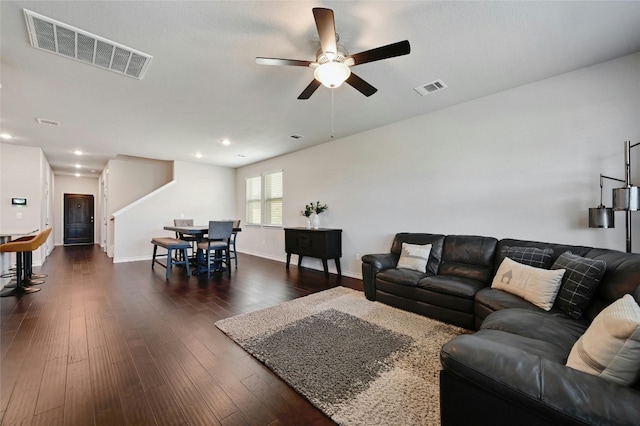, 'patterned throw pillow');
566,294,640,386
500,246,554,269
397,243,432,272
552,251,606,319
491,257,566,311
